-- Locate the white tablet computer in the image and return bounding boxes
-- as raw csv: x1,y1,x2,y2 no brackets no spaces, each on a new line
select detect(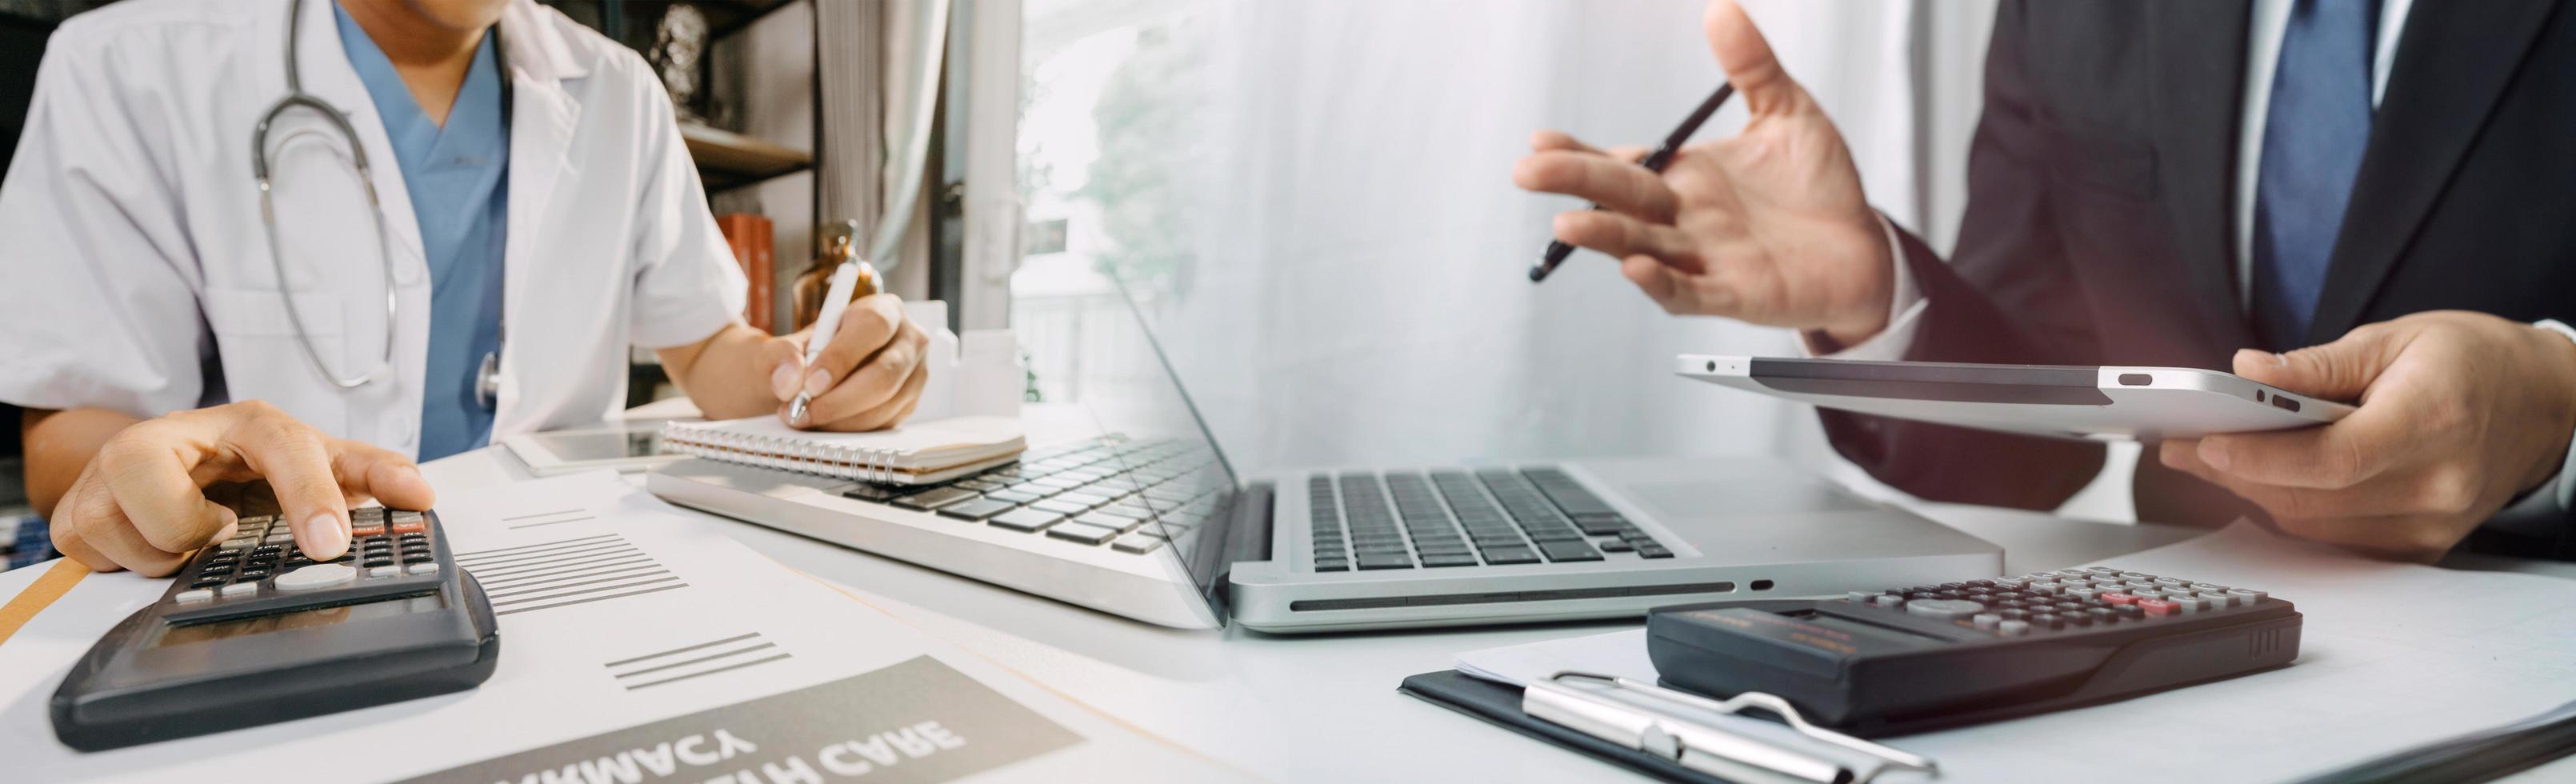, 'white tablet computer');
1676,355,2354,441
501,422,690,475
